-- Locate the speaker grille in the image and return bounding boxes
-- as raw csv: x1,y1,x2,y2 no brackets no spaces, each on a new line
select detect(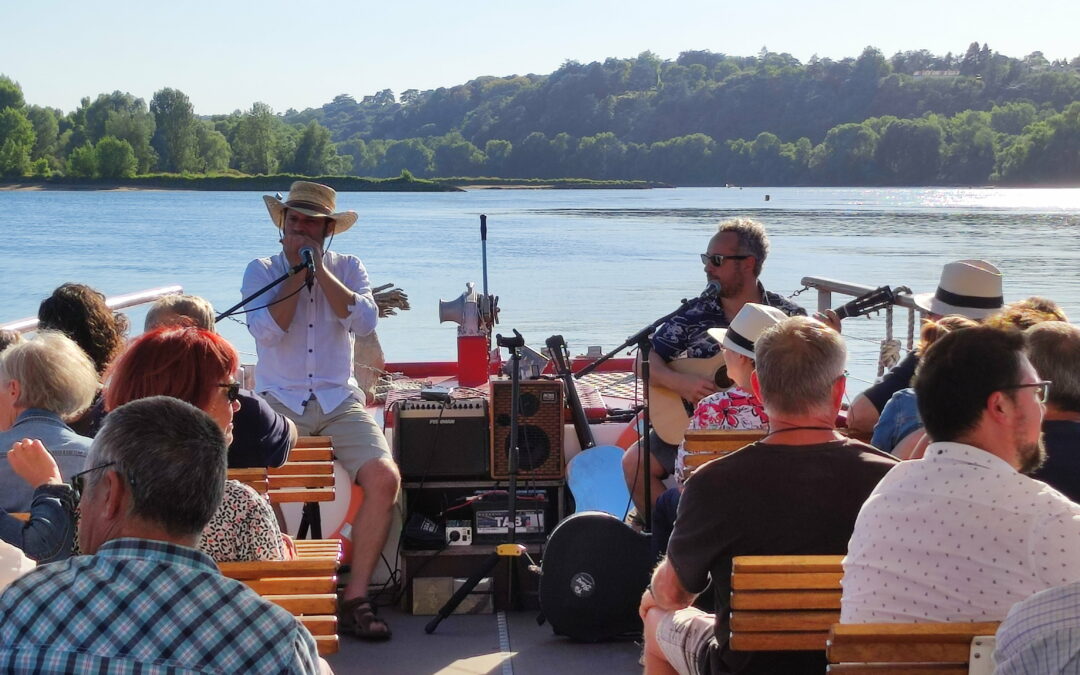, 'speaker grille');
490,379,564,479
